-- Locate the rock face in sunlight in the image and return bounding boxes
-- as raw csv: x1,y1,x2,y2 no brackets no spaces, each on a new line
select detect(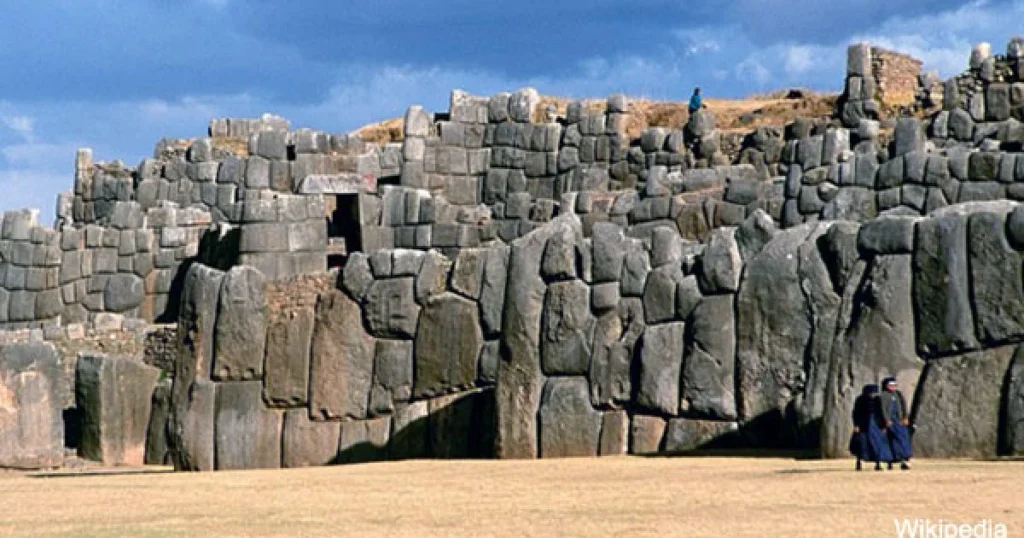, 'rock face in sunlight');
7,38,1024,471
